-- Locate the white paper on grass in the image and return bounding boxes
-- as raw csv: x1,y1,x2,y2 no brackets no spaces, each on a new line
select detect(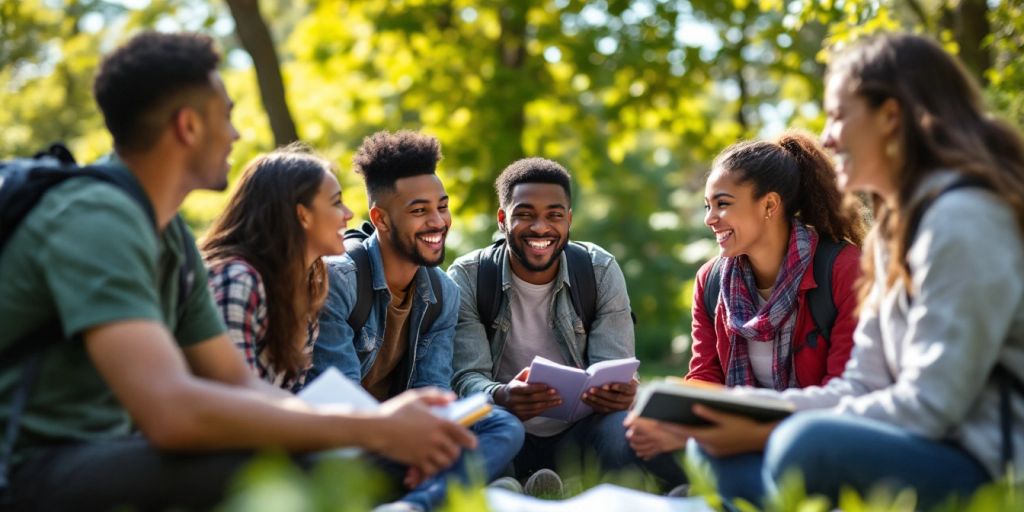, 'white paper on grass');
485,483,715,512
